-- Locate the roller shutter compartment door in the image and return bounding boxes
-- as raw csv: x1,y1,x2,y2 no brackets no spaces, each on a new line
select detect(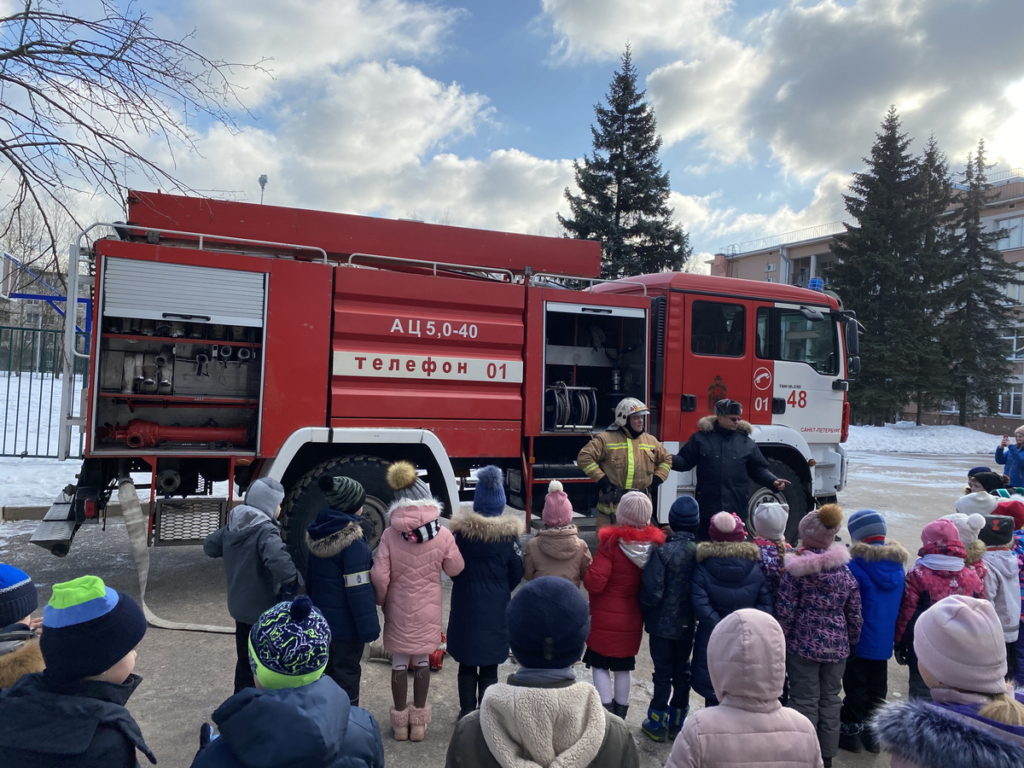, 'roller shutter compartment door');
103,257,266,327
